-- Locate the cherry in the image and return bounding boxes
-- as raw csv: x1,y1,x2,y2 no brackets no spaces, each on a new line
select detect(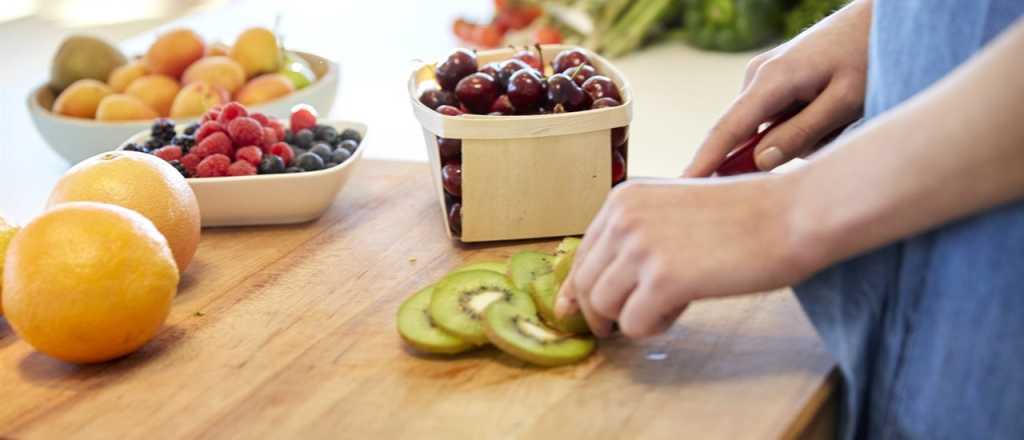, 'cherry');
437,105,464,116
612,150,626,184
592,97,621,109
436,48,478,91
455,73,499,114
490,94,516,115
546,73,590,112
513,50,542,70
420,89,458,110
496,59,530,89
507,69,546,112
448,202,462,237
552,48,590,73
612,125,628,148
442,160,462,197
581,75,622,103
568,64,597,86
437,137,461,160
479,62,501,80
